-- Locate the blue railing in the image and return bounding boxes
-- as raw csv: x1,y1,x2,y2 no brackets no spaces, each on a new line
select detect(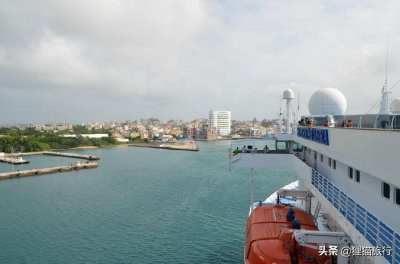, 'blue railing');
312,169,400,264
